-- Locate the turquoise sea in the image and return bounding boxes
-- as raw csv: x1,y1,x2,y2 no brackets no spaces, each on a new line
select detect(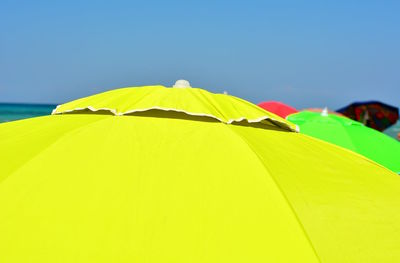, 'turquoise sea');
0,103,399,140
0,103,56,123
